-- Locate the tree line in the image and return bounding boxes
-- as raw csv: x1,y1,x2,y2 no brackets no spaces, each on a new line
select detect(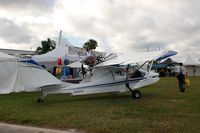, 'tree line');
36,38,98,55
